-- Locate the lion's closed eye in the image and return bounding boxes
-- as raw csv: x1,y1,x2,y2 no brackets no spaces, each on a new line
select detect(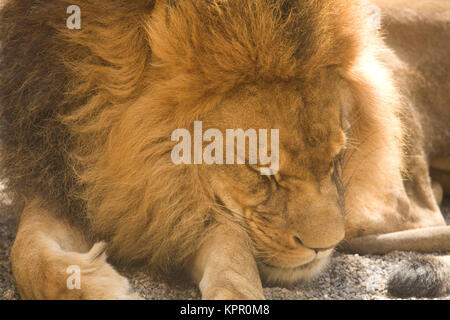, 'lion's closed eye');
211,165,272,209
